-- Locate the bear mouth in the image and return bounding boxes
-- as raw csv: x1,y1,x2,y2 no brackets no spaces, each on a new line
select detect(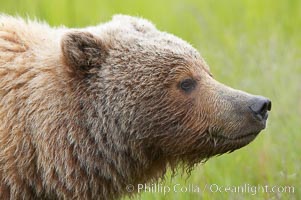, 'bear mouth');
211,131,260,142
